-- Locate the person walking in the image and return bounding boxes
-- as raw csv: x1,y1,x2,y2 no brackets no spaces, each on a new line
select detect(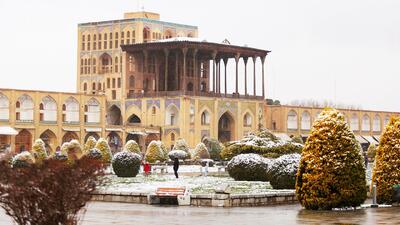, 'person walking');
143,161,151,176
173,157,180,179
